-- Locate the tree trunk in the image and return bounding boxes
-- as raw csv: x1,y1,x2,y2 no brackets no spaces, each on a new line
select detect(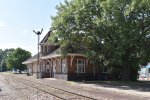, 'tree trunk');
122,62,130,81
